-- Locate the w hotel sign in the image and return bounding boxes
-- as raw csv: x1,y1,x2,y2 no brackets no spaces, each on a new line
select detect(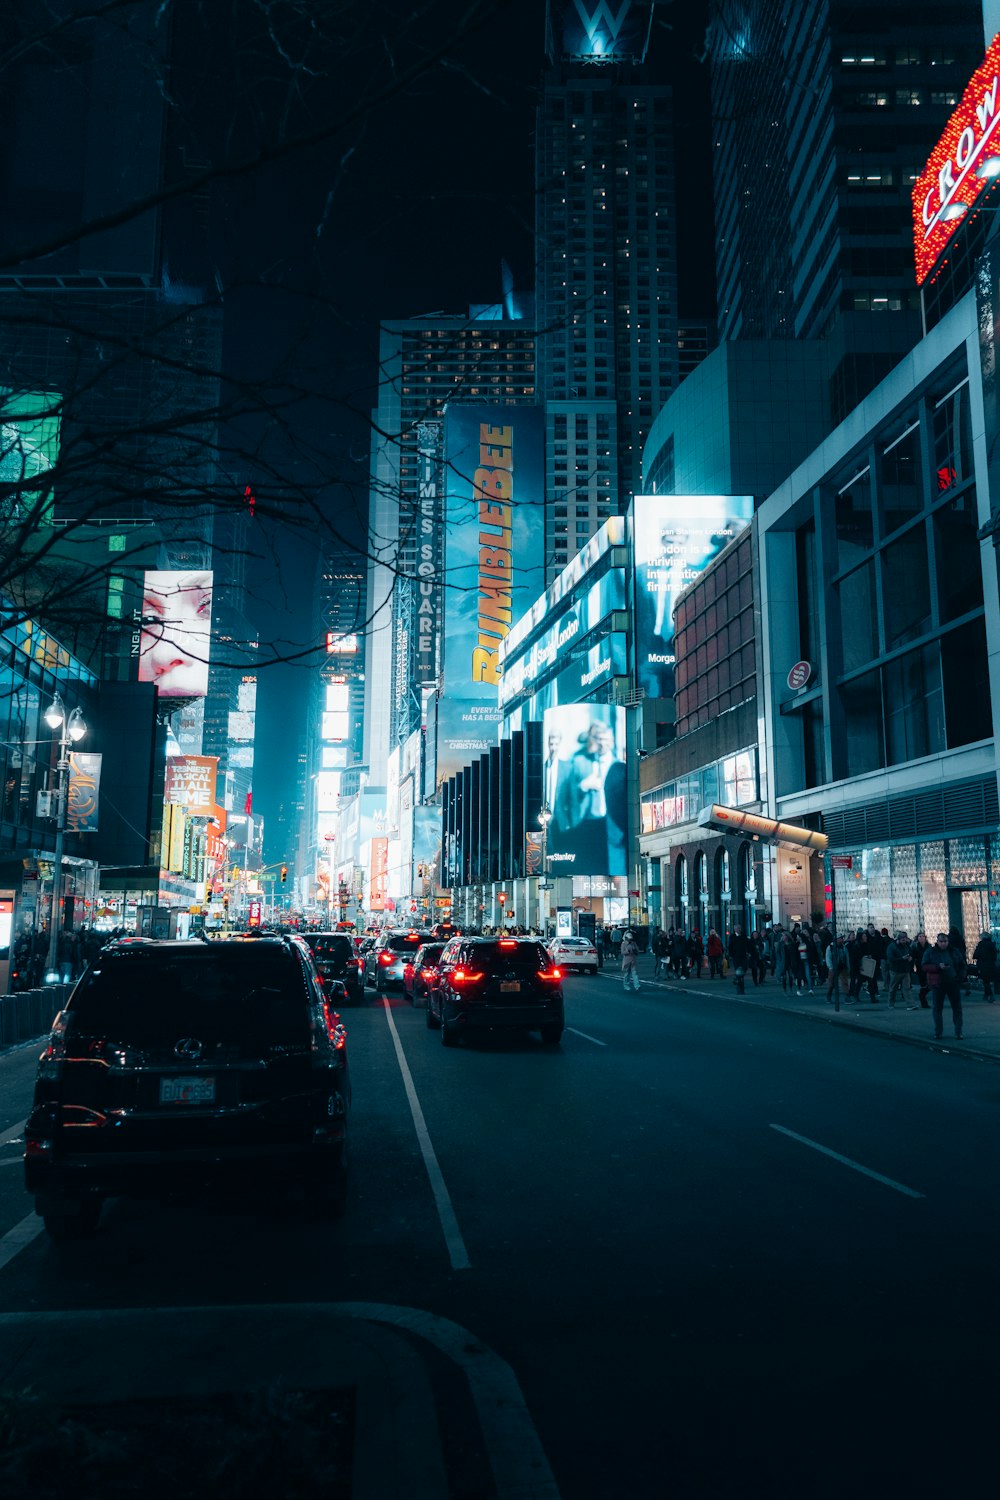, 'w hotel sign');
913,33,1000,286
554,1,653,64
